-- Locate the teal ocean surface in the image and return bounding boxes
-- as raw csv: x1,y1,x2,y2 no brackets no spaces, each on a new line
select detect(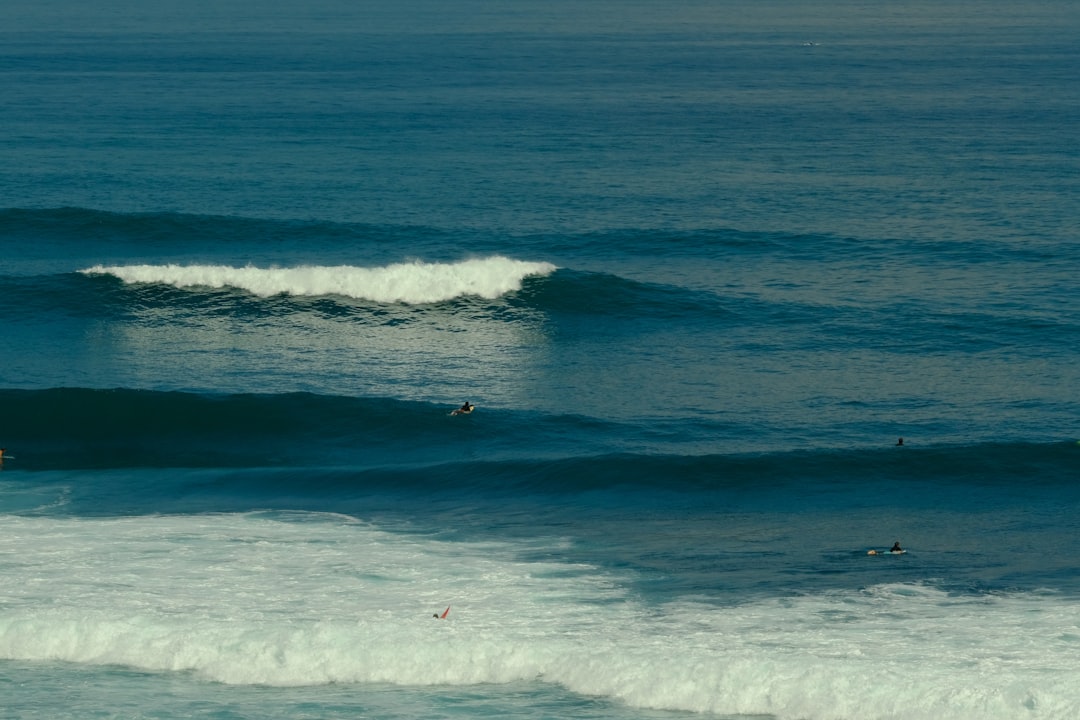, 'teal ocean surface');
2,2,1079,719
